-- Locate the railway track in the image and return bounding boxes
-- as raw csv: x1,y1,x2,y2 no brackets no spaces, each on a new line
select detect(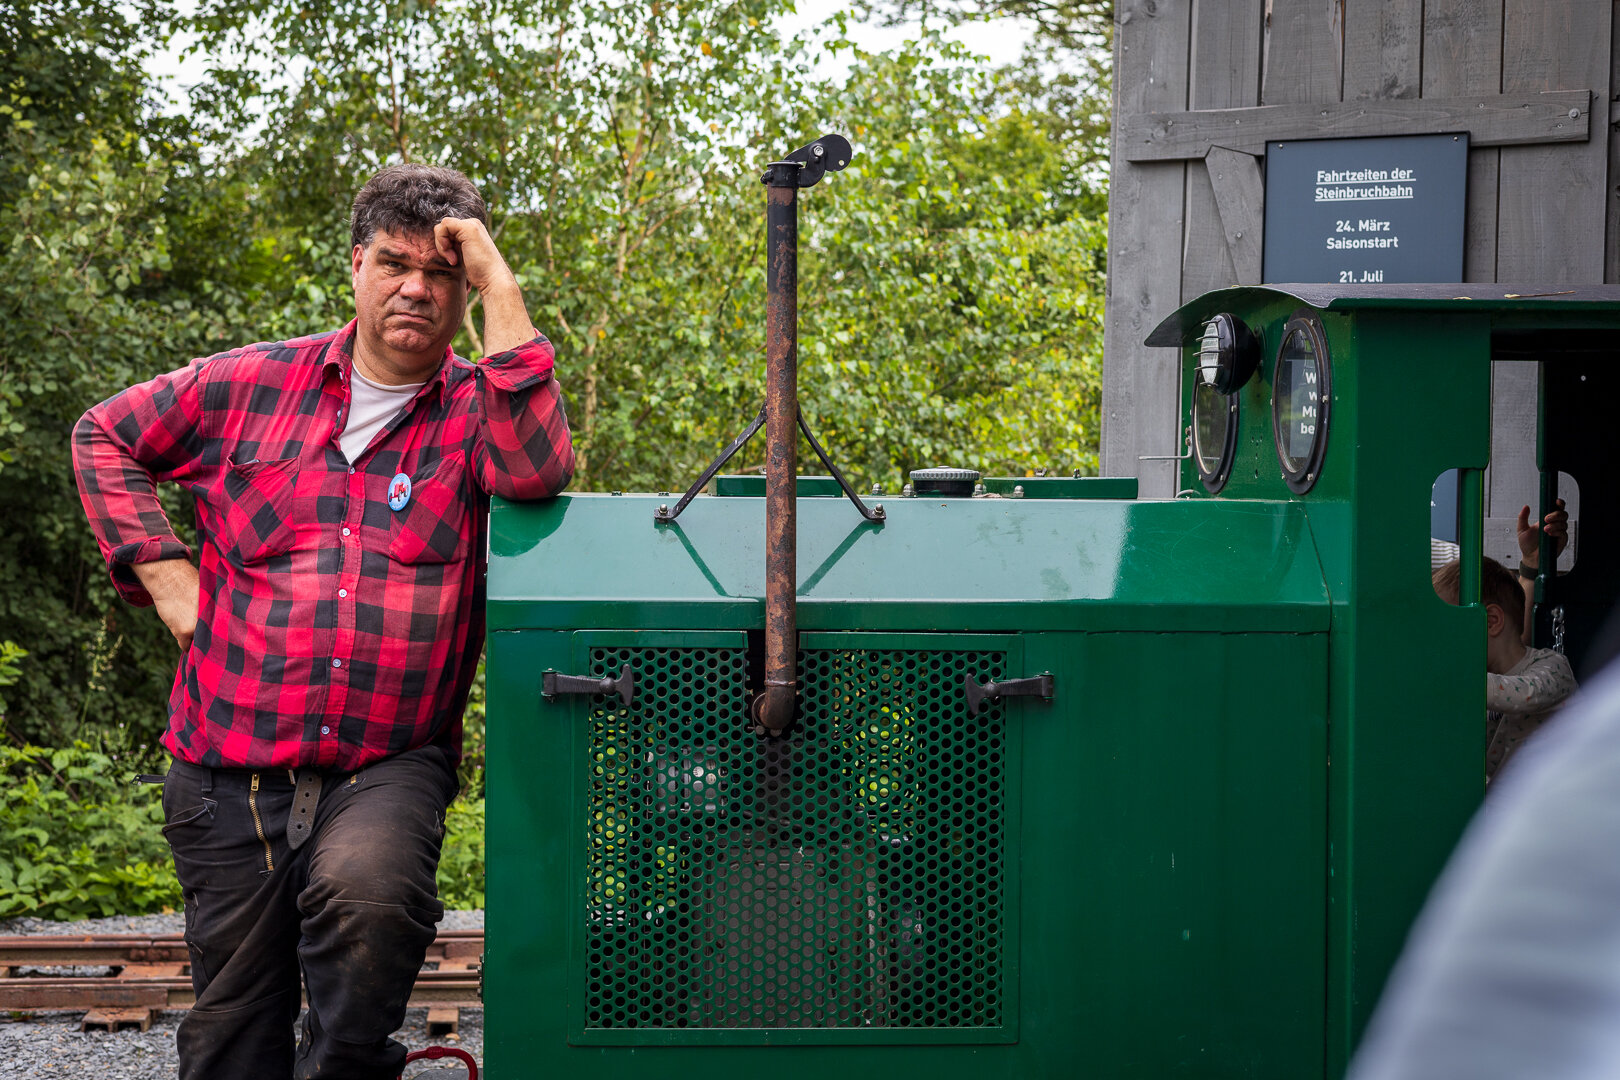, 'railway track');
0,929,482,1032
